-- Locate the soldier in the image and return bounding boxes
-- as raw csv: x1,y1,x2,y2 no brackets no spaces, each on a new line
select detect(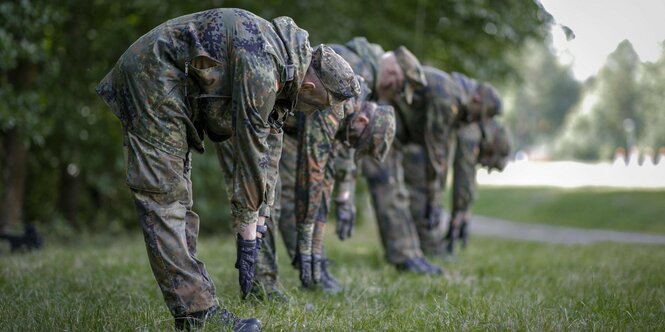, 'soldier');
334,66,502,272
444,118,511,254
96,8,359,331
250,37,427,294
326,38,444,275
216,78,395,299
